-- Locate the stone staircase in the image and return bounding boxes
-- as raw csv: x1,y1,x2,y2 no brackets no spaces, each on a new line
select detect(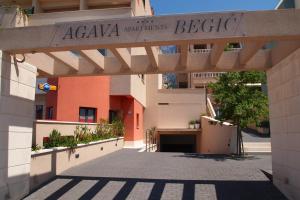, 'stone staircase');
243,142,271,154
